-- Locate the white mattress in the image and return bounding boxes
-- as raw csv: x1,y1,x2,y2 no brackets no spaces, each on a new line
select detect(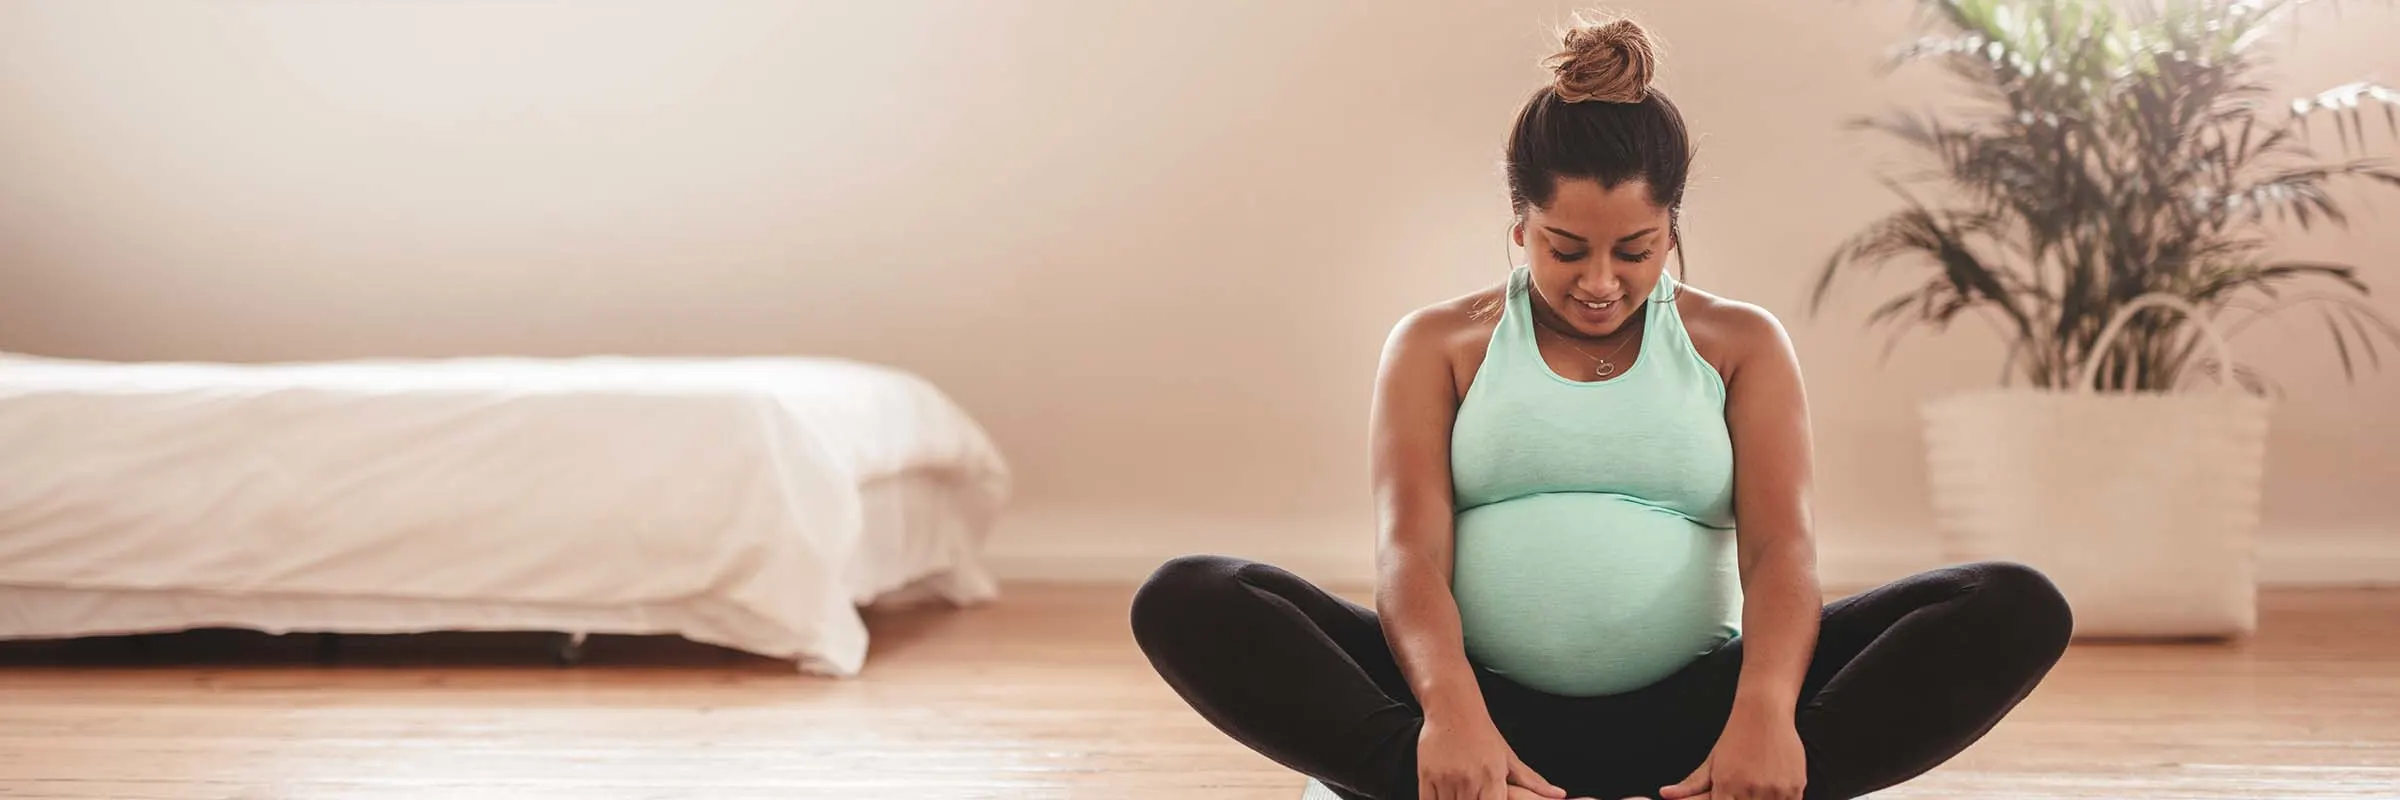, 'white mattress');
0,355,1011,675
